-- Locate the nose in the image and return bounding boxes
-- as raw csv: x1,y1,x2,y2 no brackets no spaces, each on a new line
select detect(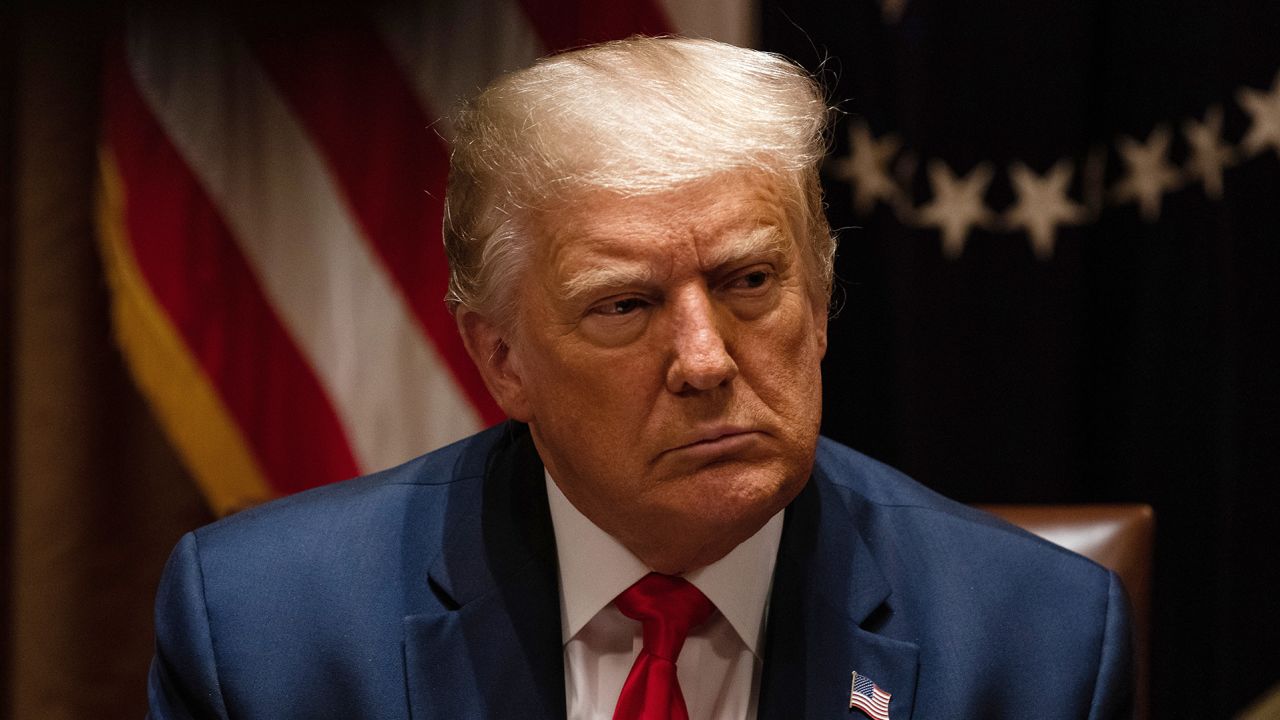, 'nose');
665,286,738,393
